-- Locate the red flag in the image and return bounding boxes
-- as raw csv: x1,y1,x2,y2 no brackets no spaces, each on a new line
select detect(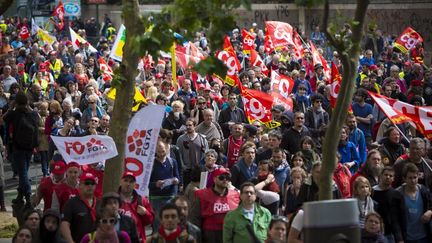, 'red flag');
242,29,255,54
51,1,65,30
216,36,241,86
175,43,204,69
265,21,295,50
250,49,269,76
241,87,274,124
264,34,274,53
271,91,293,112
329,62,341,108
19,26,30,40
394,27,423,54
99,57,113,82
293,31,304,59
368,91,432,139
270,70,295,99
309,41,330,80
